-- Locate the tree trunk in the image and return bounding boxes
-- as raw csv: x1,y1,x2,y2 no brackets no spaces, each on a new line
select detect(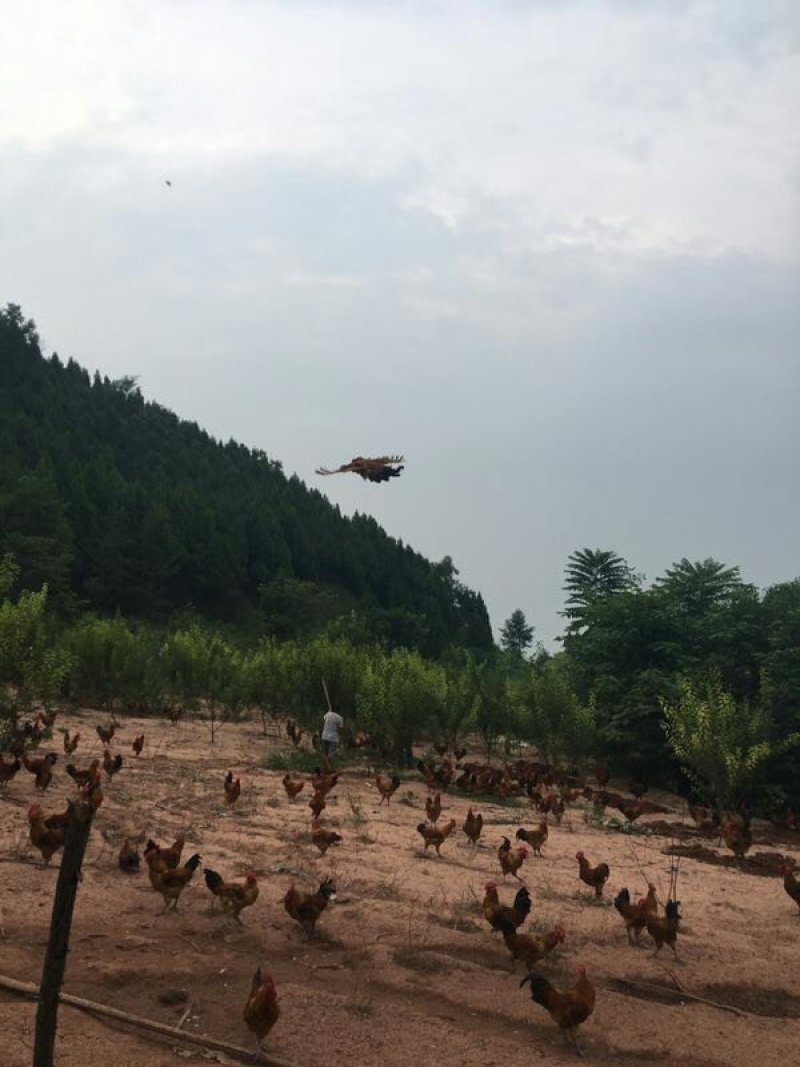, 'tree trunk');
33,799,94,1067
